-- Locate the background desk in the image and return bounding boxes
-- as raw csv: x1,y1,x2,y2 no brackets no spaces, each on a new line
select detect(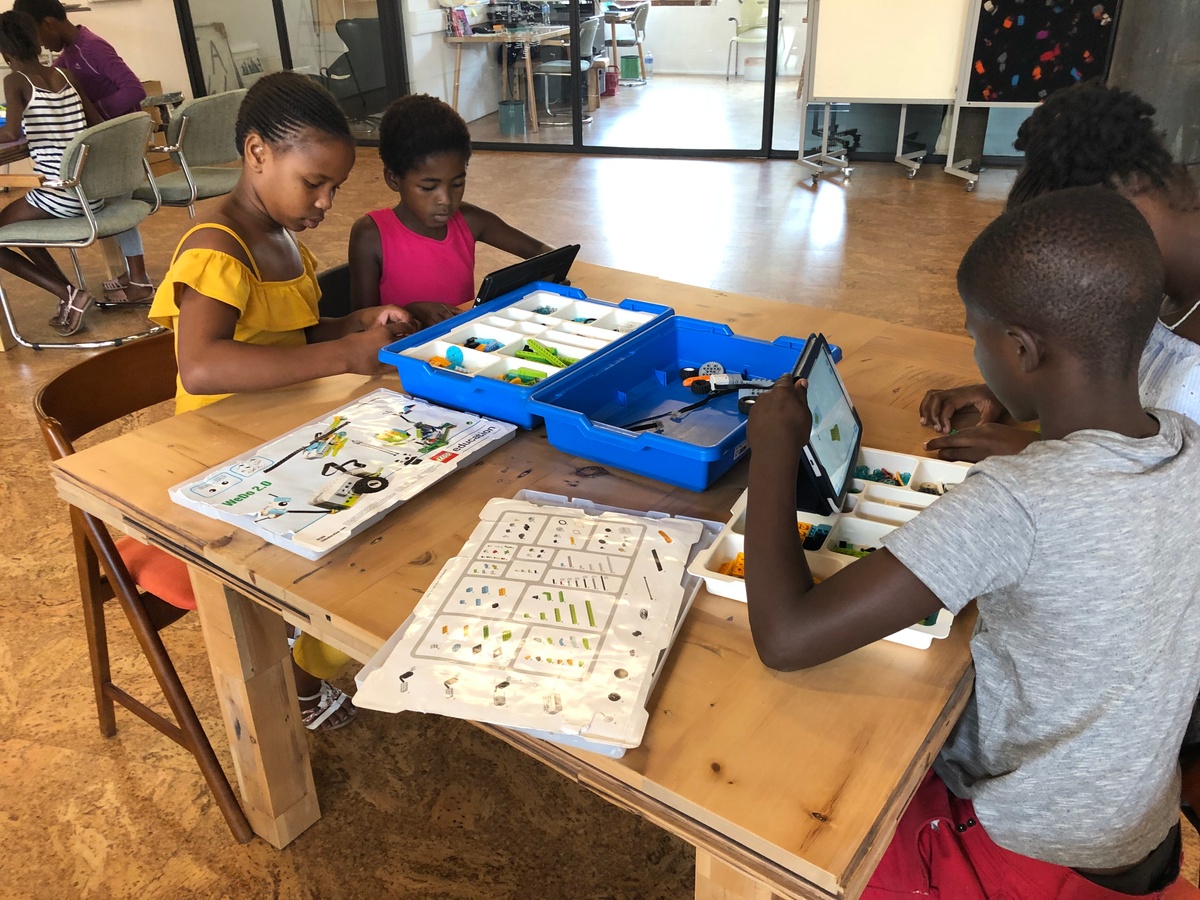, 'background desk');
447,27,571,133
51,263,981,900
